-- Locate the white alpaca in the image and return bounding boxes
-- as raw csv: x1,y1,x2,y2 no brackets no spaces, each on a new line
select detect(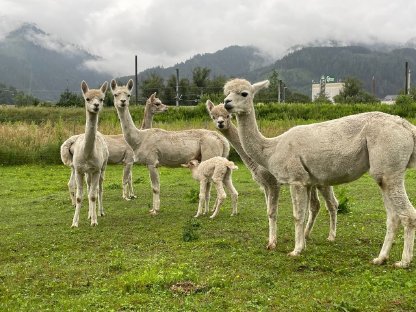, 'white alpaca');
69,80,109,227
182,157,238,219
224,78,416,268
206,101,338,246
61,92,168,202
111,79,230,215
